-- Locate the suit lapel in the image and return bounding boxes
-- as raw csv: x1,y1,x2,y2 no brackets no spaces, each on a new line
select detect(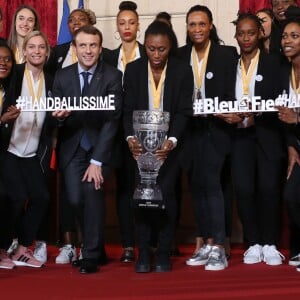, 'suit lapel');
163,59,173,112
71,63,82,98
88,62,103,96
181,44,192,63
254,53,264,98
205,44,218,97
139,59,149,110
57,43,71,69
